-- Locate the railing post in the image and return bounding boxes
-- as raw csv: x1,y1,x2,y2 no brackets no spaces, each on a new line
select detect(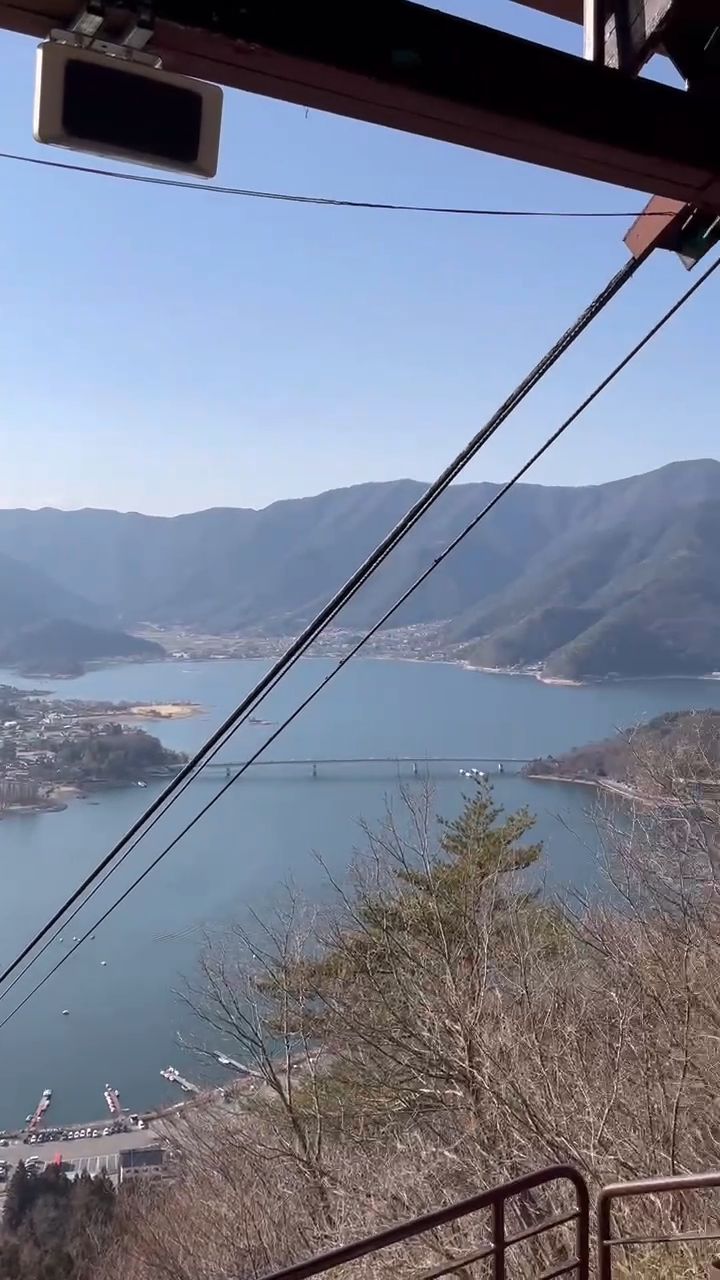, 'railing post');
576,1173,591,1279
493,1197,505,1280
597,1189,613,1280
